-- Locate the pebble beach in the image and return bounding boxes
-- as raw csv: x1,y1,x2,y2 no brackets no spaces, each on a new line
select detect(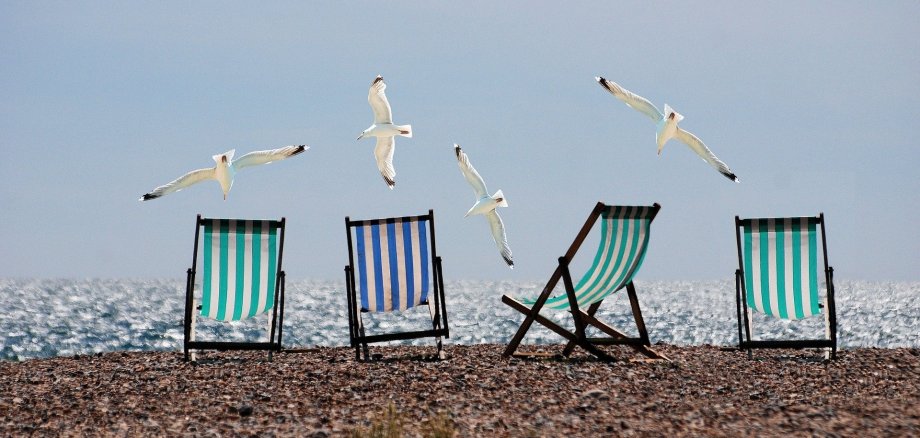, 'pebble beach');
2,344,918,437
